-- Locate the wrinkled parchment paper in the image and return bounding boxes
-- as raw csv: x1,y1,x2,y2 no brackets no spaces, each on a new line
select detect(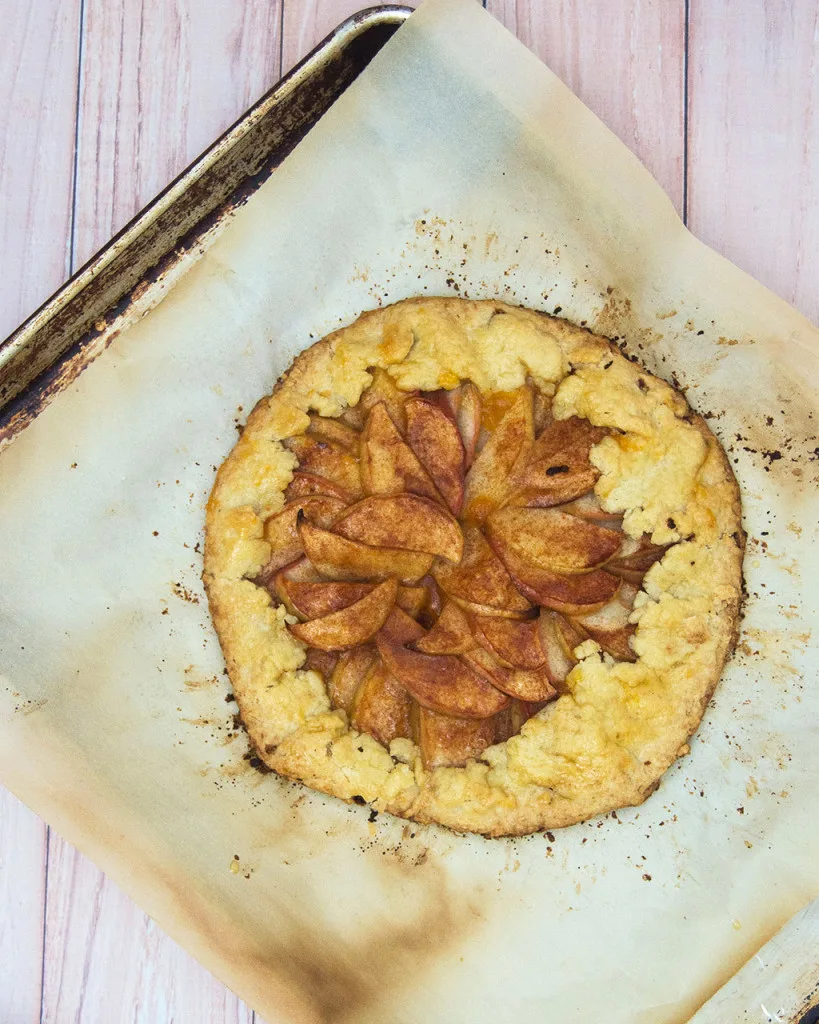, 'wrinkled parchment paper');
1,1,817,1020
